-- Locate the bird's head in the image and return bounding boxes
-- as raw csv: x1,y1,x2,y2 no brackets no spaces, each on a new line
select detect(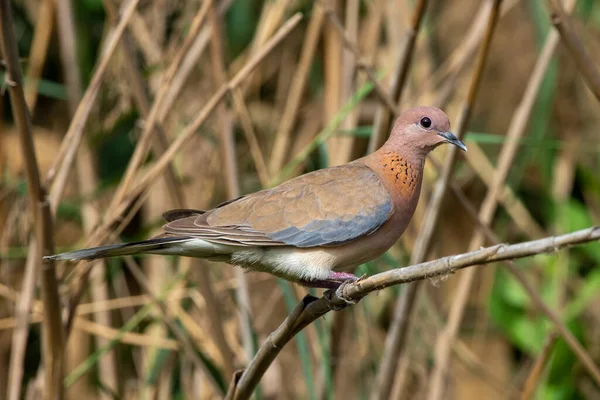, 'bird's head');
386,106,467,156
